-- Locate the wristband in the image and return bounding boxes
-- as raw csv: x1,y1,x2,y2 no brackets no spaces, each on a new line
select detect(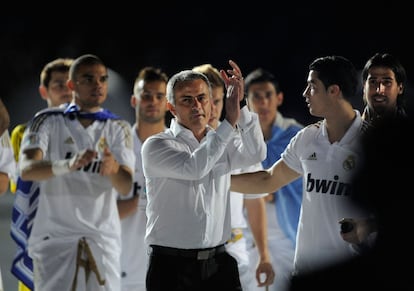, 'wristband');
51,159,71,176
